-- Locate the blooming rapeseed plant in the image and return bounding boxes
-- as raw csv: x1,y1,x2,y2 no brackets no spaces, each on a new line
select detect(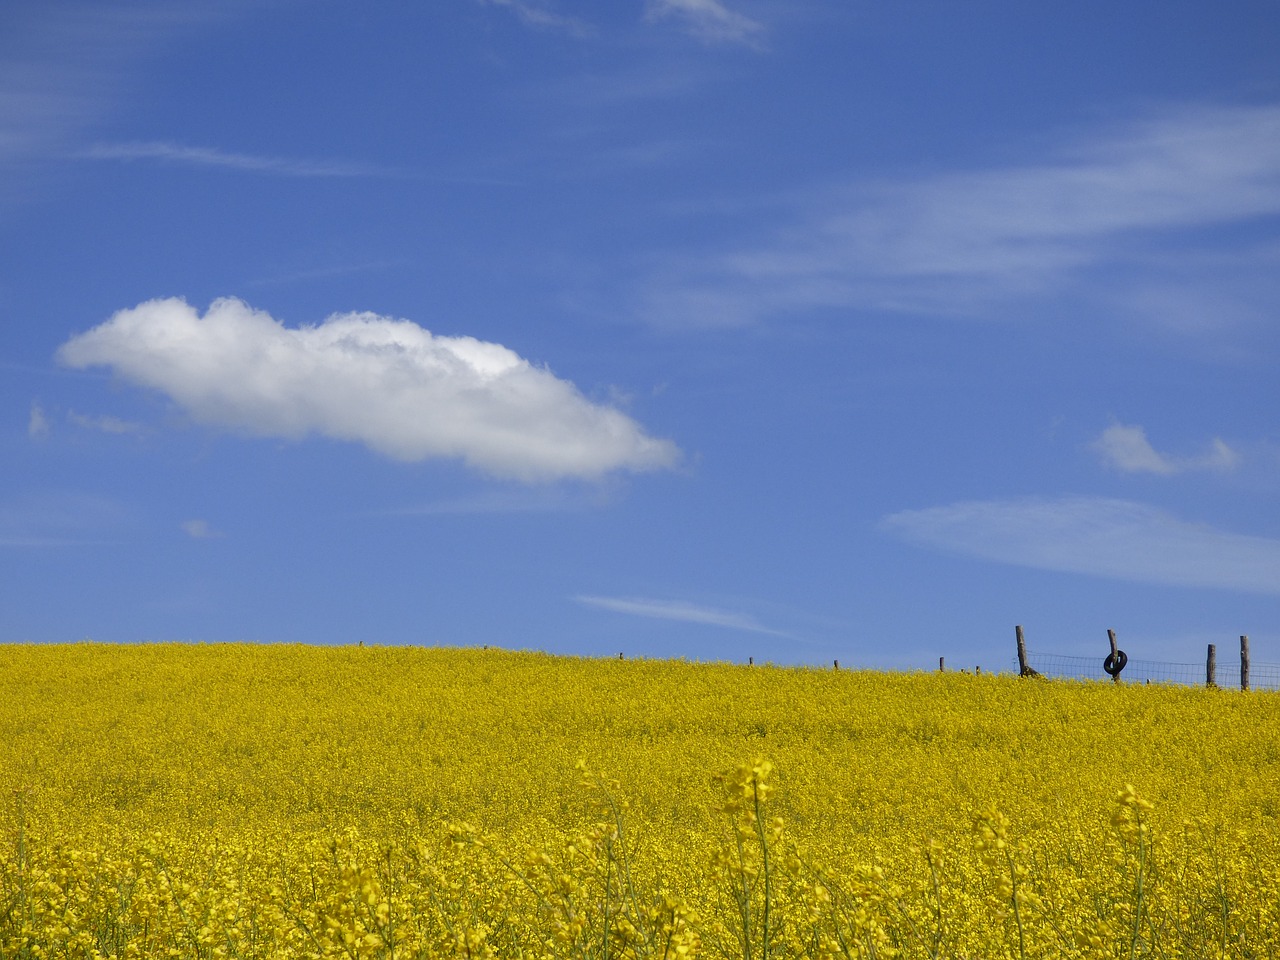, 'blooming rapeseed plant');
1,642,1278,957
